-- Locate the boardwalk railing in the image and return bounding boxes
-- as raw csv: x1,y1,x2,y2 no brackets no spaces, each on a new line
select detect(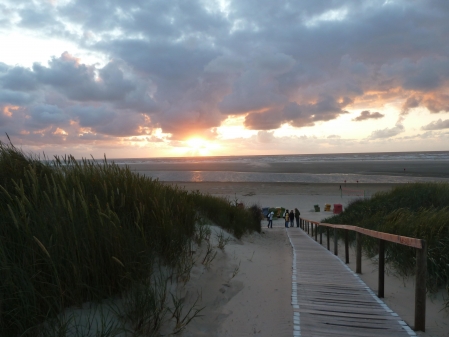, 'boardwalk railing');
299,217,427,332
